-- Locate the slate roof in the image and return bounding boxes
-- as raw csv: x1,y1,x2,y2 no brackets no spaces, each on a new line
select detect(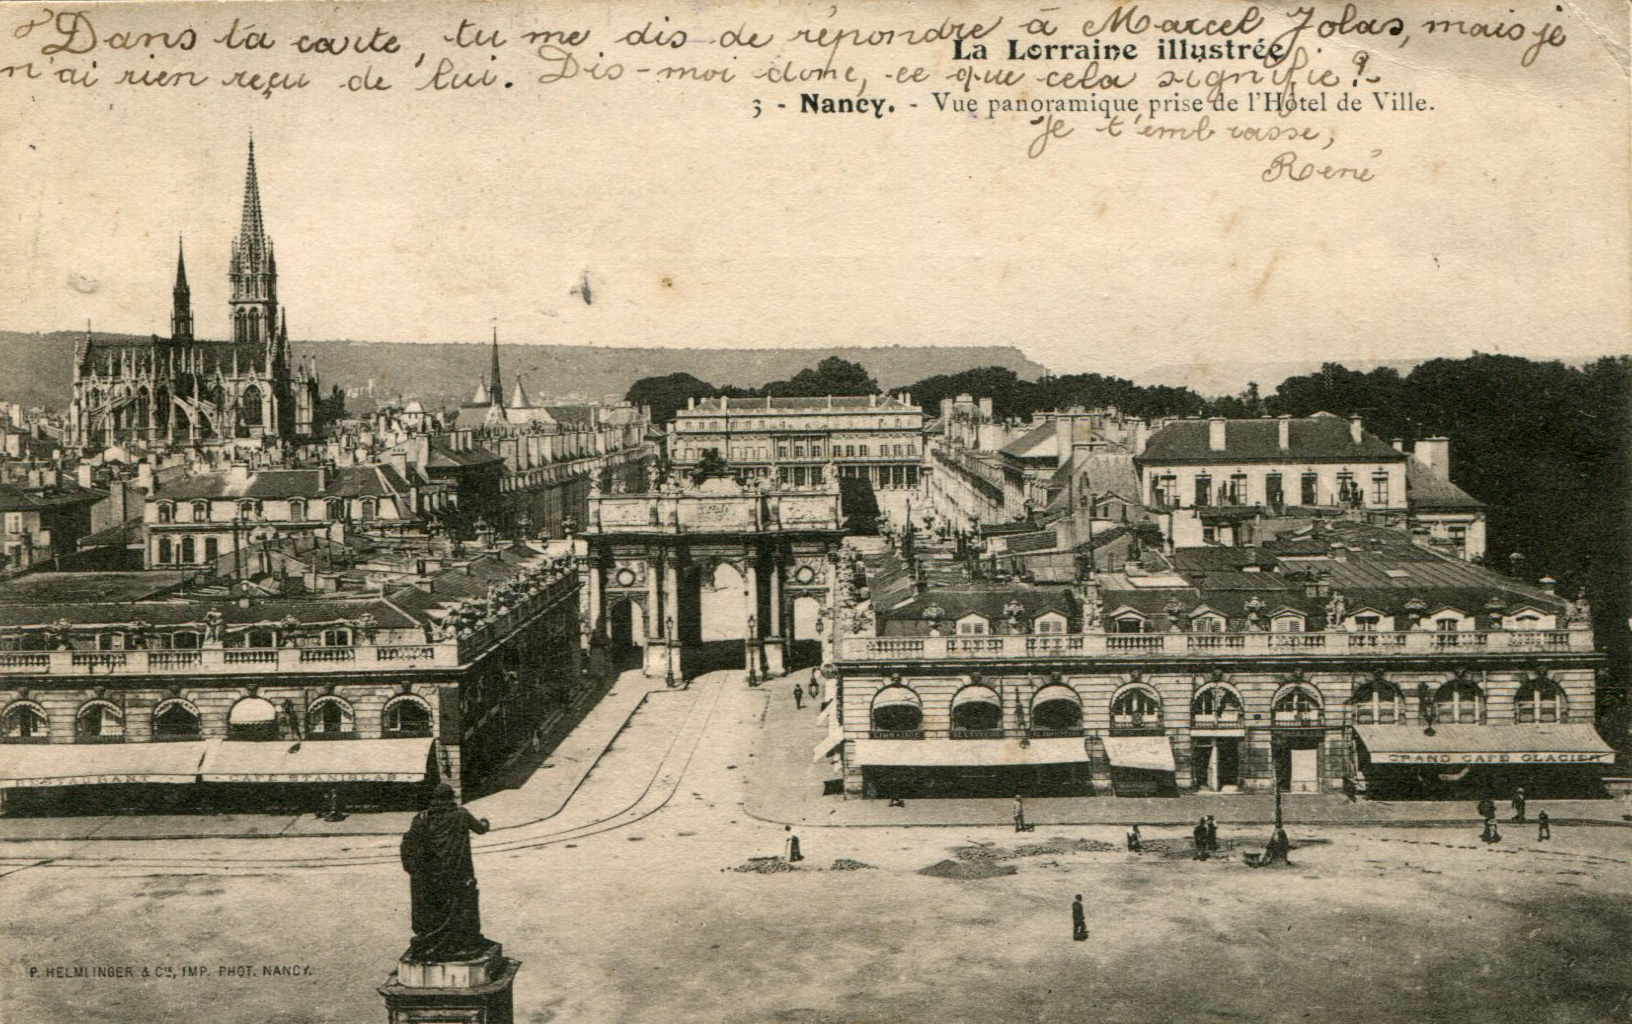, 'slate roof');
1406,457,1484,510
157,466,413,501
0,481,106,511
0,571,193,605
887,585,1076,624
425,442,505,469
1137,413,1405,464
689,395,916,413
